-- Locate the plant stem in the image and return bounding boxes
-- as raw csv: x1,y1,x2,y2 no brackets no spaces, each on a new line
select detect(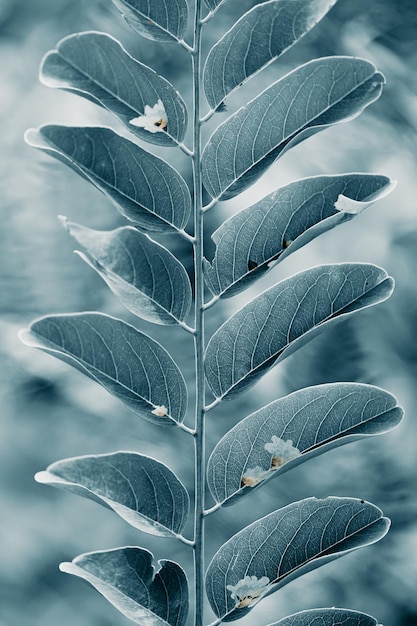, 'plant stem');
192,1,205,625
